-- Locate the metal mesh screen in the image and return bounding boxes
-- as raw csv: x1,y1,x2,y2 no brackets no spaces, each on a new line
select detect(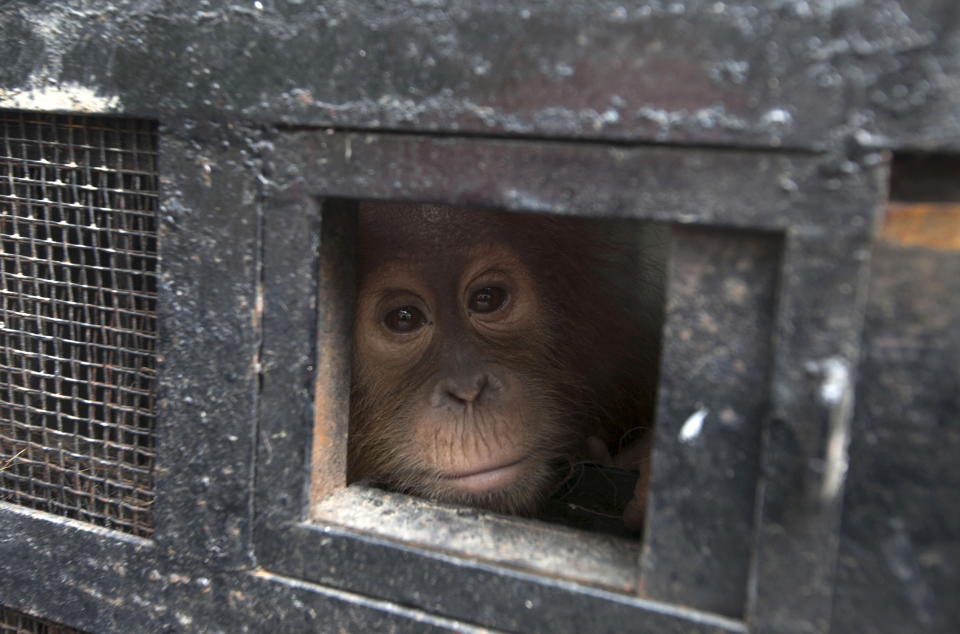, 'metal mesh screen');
0,607,83,634
0,111,158,537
